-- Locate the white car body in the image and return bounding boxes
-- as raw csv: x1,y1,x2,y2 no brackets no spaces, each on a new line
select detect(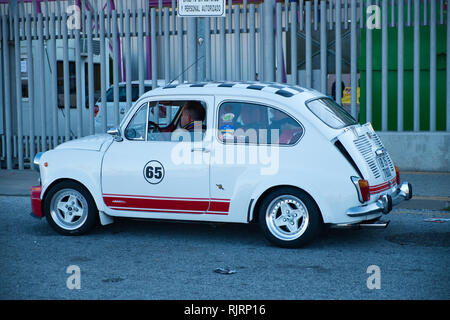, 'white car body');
32,82,412,246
